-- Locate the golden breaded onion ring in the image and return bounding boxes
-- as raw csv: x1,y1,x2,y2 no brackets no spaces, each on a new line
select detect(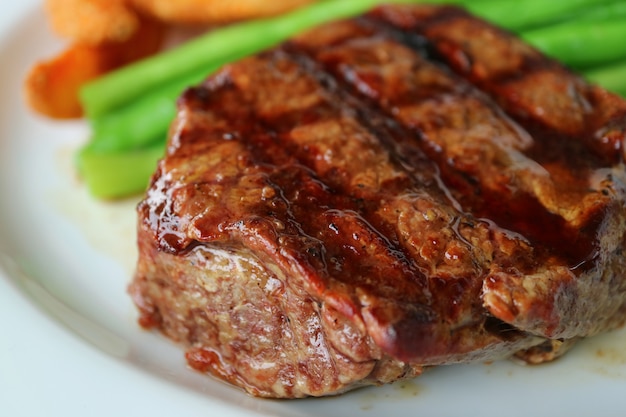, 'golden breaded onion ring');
45,0,140,44
129,0,316,25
